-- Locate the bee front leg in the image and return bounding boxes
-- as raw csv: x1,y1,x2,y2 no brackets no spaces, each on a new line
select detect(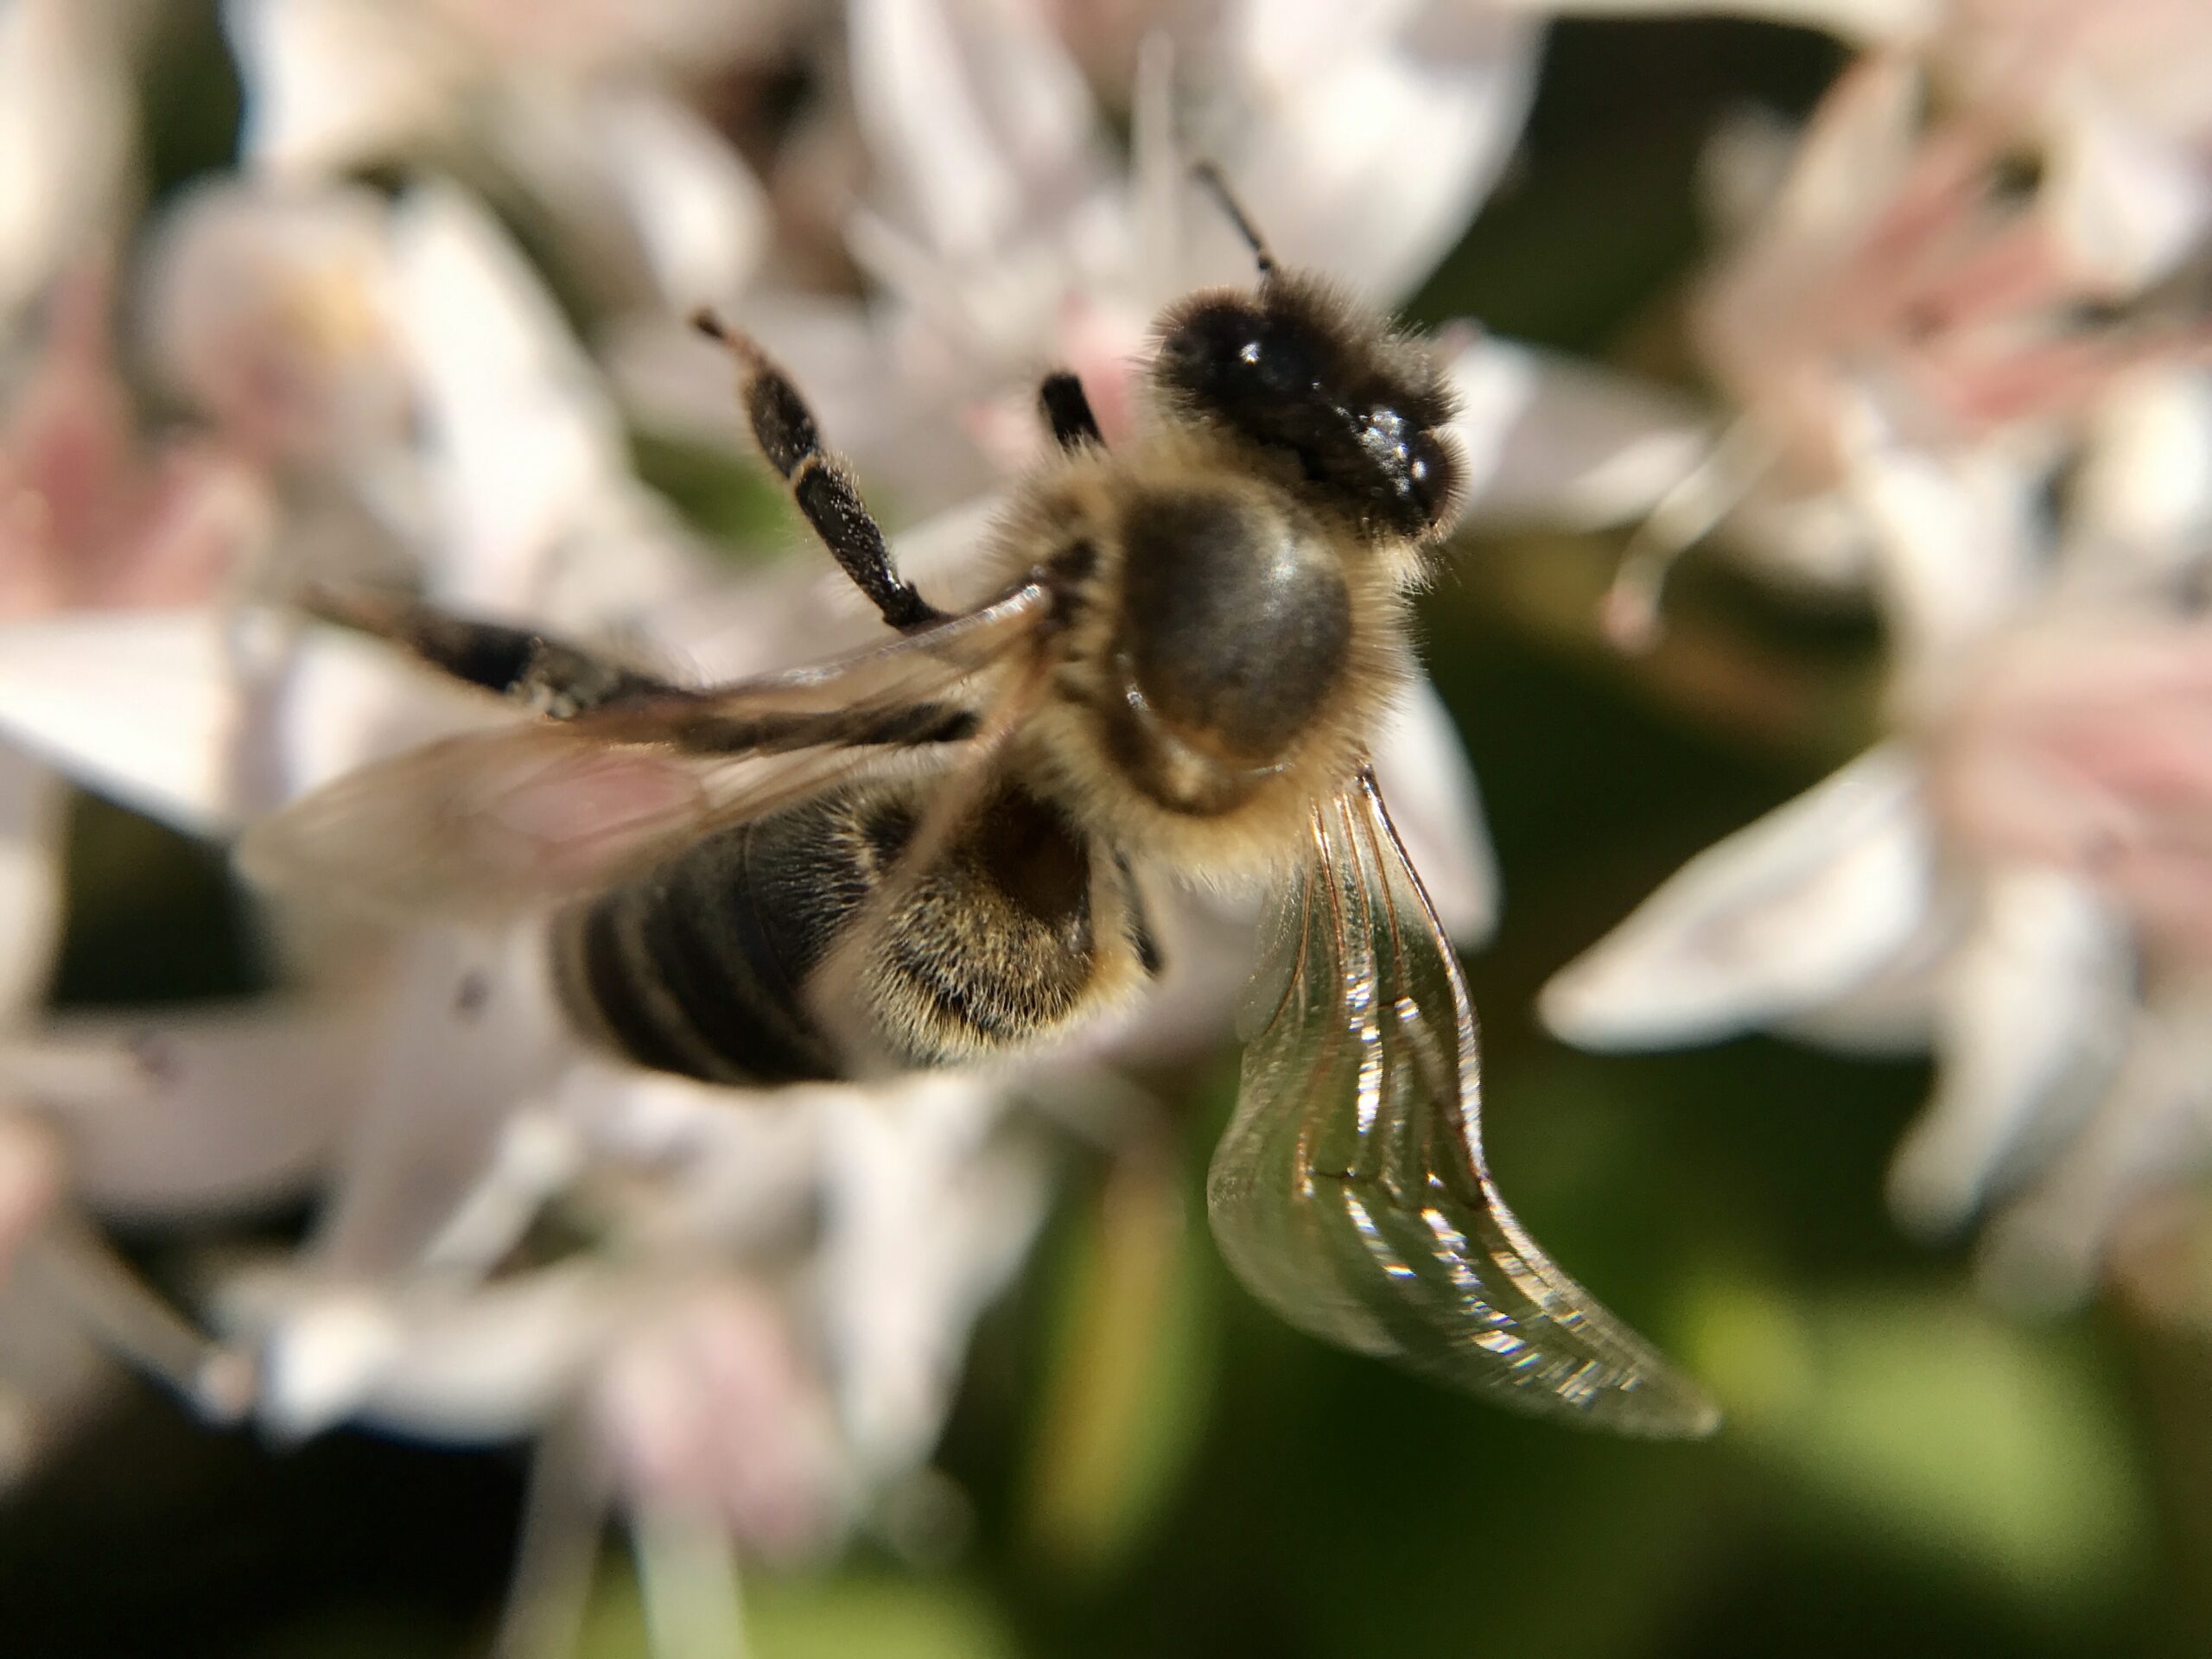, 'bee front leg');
691,310,946,634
